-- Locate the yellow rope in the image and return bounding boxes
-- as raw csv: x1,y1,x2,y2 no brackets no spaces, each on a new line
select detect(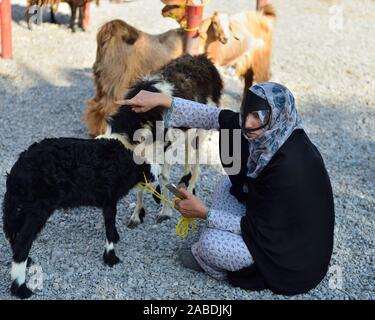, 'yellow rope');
138,172,196,239
175,215,196,239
